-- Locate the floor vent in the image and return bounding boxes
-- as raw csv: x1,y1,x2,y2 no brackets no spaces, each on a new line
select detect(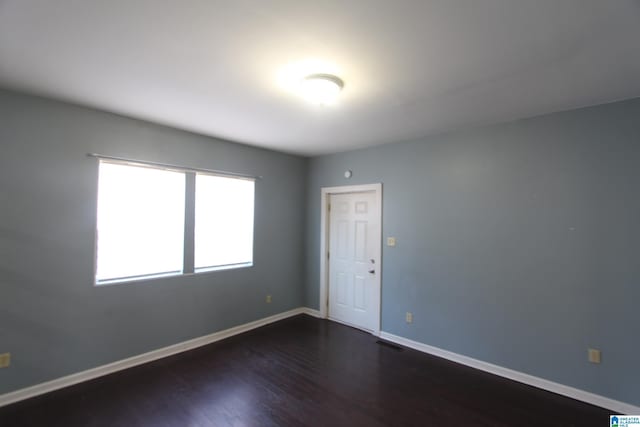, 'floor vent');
376,340,403,351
